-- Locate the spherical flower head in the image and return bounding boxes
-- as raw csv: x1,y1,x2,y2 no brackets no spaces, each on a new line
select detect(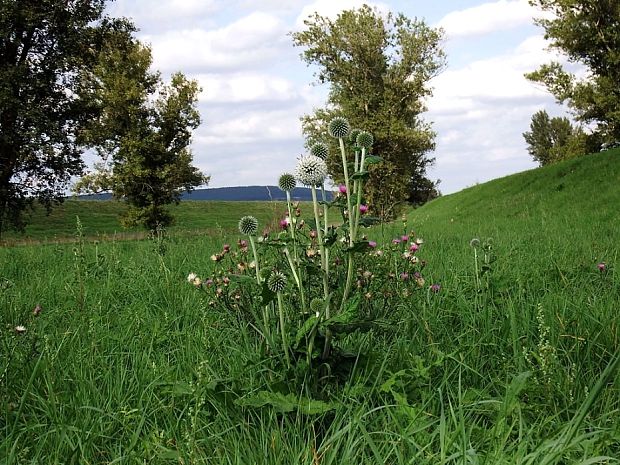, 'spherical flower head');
310,297,324,317
295,155,328,187
470,238,480,248
310,142,329,160
409,243,419,252
356,131,373,149
338,184,347,194
238,216,259,236
279,218,290,230
278,173,297,192
267,271,287,293
597,262,606,272
401,235,409,242
328,116,350,139
359,204,369,214
349,128,361,145
368,240,377,248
